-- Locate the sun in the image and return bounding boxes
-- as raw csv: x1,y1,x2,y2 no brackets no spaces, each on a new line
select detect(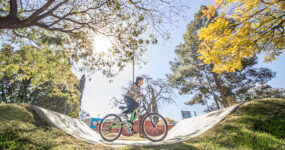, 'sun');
93,34,112,53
